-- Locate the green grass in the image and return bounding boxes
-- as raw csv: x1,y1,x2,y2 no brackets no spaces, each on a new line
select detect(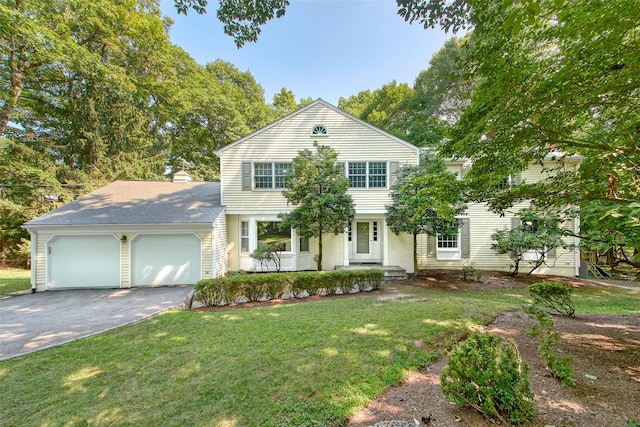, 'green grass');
572,284,640,314
0,268,31,294
0,282,636,426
